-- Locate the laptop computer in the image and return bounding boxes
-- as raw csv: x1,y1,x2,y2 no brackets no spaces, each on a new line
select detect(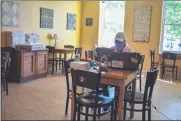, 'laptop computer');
95,47,114,62
110,52,141,71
